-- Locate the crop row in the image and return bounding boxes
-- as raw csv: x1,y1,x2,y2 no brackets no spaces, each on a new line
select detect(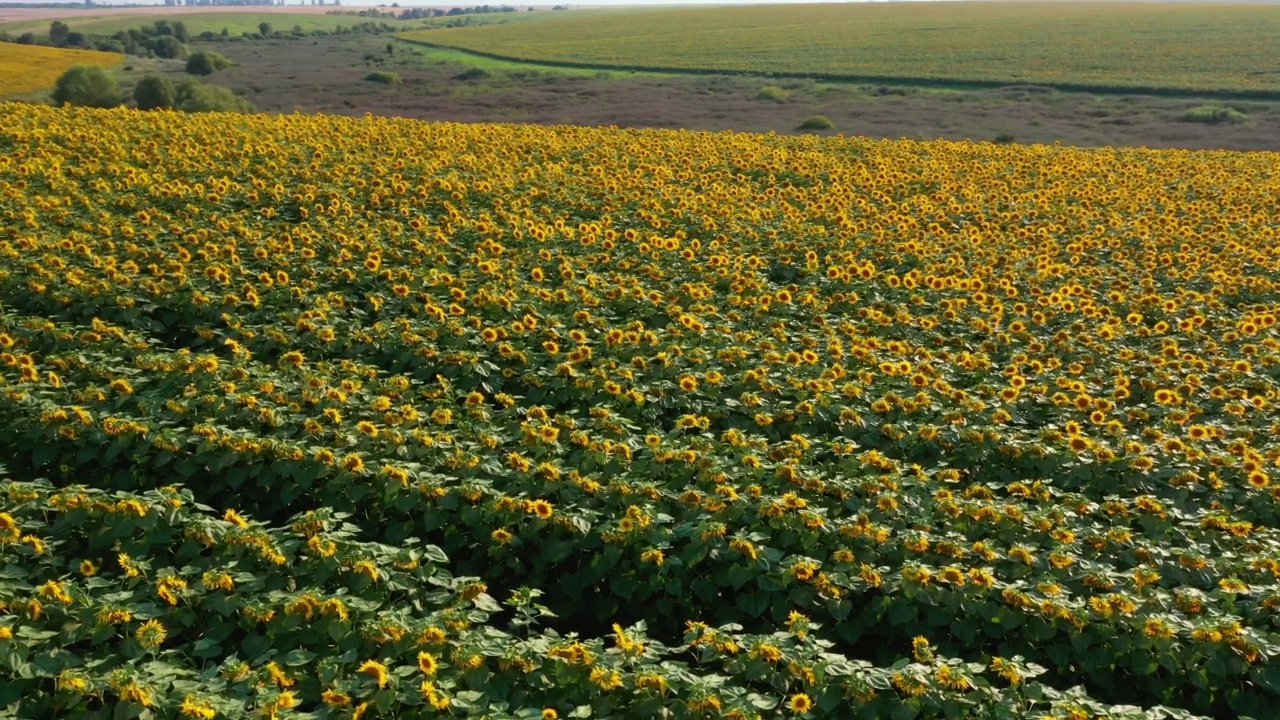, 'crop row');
2,103,1279,716
401,3,1280,95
